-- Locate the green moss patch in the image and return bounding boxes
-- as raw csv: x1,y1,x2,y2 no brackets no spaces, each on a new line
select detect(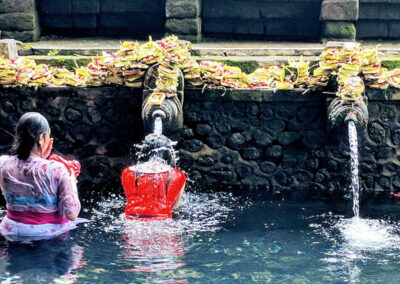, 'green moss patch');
222,60,259,74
